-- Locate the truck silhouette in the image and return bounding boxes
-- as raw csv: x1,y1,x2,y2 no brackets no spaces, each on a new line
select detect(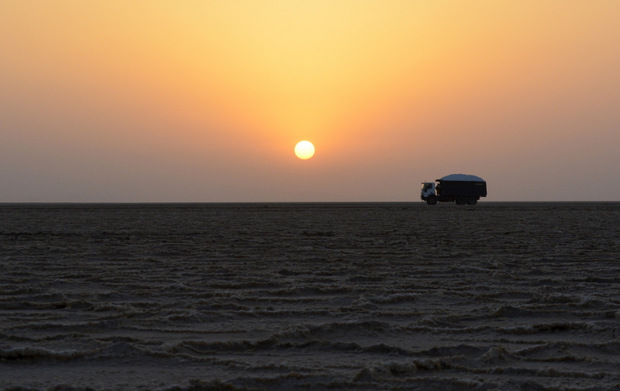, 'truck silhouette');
421,174,487,205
